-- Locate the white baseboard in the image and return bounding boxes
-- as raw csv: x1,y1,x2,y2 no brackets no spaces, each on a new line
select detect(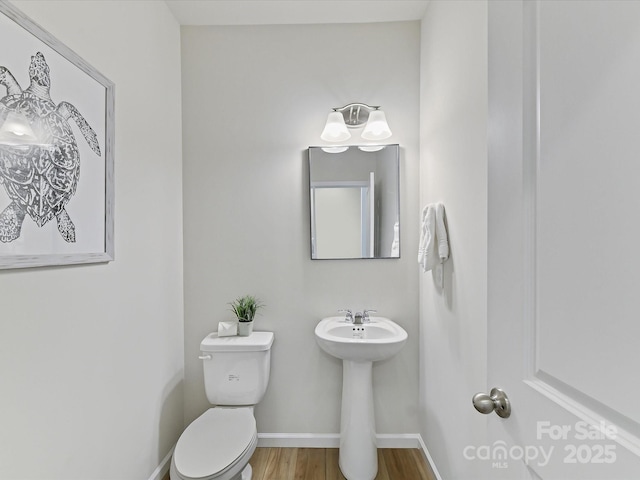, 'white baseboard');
257,433,422,449
417,434,443,480
377,433,423,448
147,447,173,480
258,433,339,448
